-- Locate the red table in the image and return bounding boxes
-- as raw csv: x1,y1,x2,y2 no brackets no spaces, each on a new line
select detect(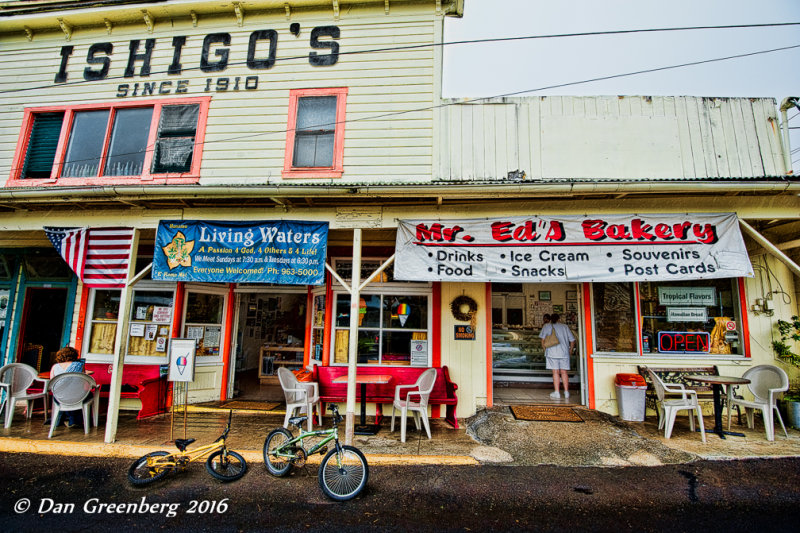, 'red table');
333,374,393,435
